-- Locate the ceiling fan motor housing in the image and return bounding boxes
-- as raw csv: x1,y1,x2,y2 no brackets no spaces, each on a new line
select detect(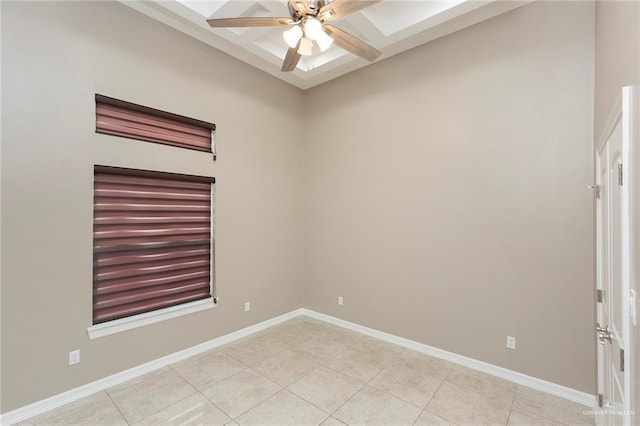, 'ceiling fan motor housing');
288,0,332,20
